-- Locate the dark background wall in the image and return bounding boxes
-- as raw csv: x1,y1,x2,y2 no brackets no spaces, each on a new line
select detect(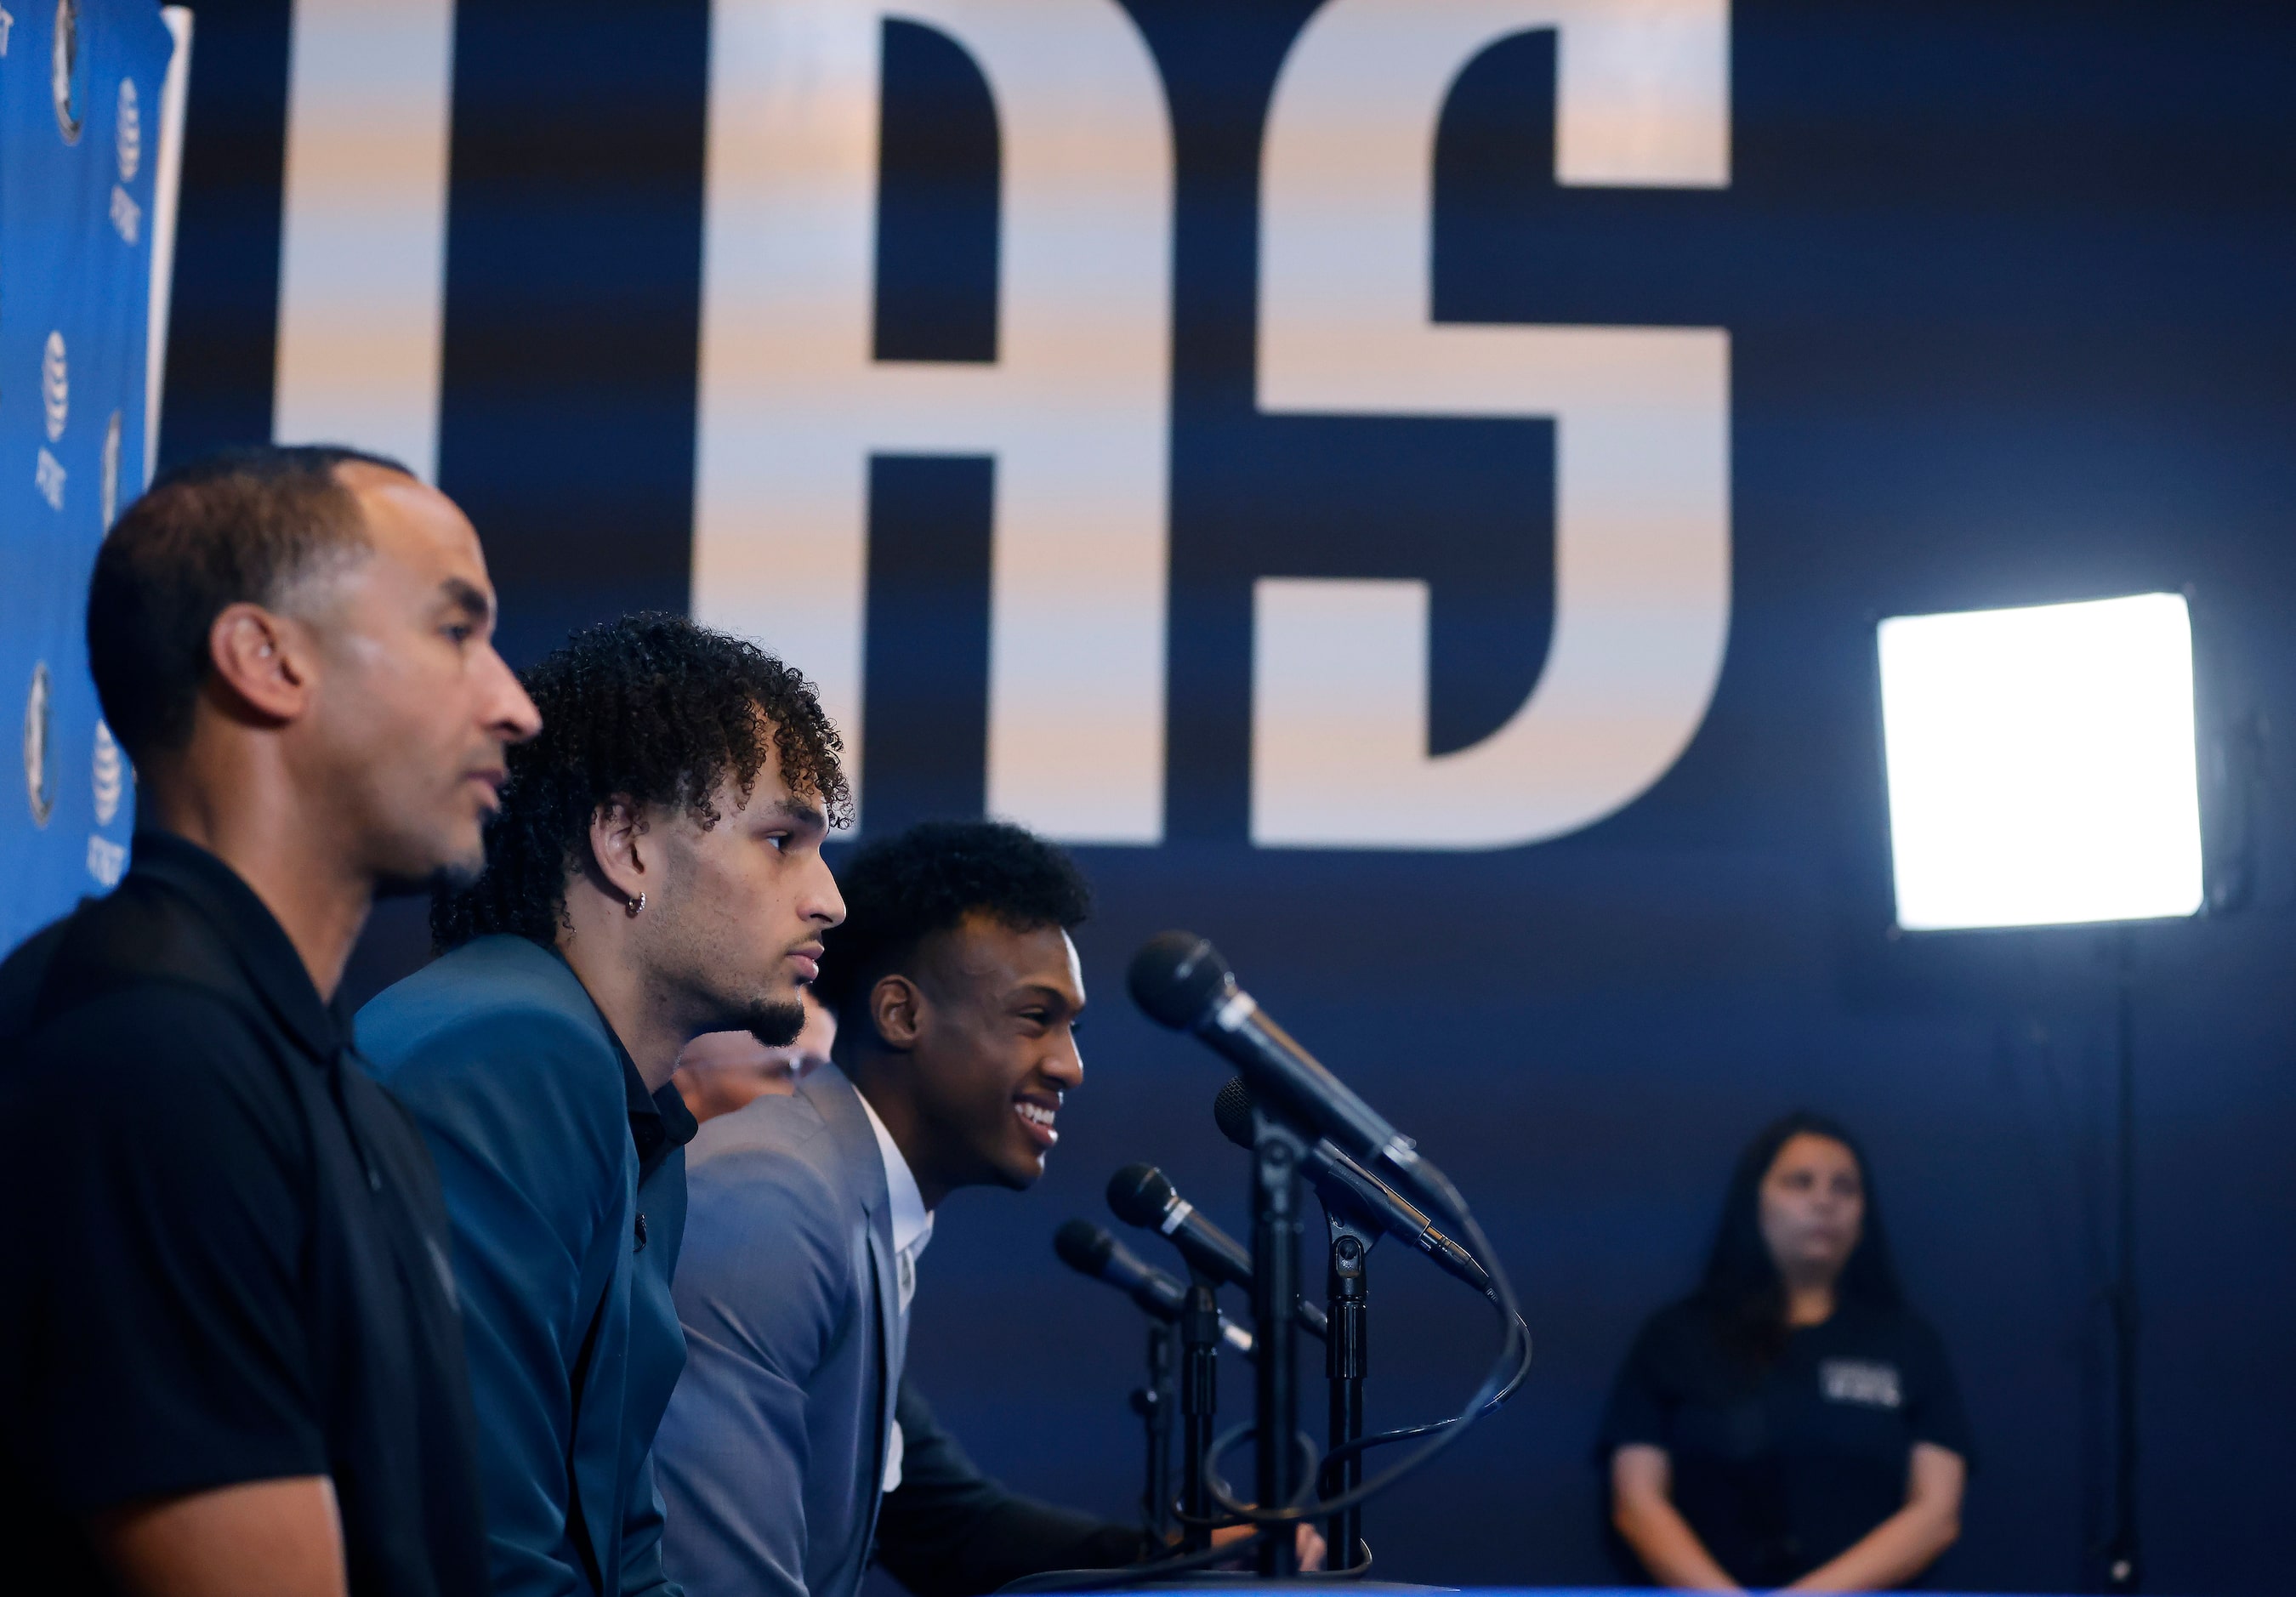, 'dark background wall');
160,2,2296,1589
